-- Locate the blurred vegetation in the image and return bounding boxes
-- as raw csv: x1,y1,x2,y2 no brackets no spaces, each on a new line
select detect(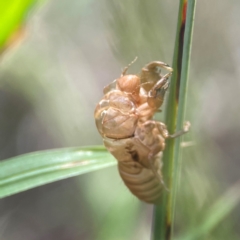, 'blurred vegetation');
0,0,240,240
0,0,43,52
